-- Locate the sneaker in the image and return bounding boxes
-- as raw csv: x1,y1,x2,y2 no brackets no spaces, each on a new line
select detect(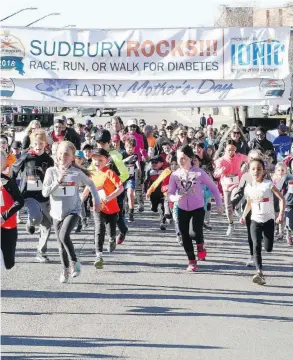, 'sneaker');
176,235,183,246
94,255,104,269
60,268,70,283
203,222,212,230
252,273,266,285
82,218,88,229
186,261,197,272
226,224,234,236
246,256,255,267
75,224,82,233
117,232,126,245
108,239,116,253
26,223,35,235
286,234,293,245
138,205,144,212
71,261,81,278
197,244,206,261
35,253,50,263
160,223,166,231
277,232,284,241
128,213,135,222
